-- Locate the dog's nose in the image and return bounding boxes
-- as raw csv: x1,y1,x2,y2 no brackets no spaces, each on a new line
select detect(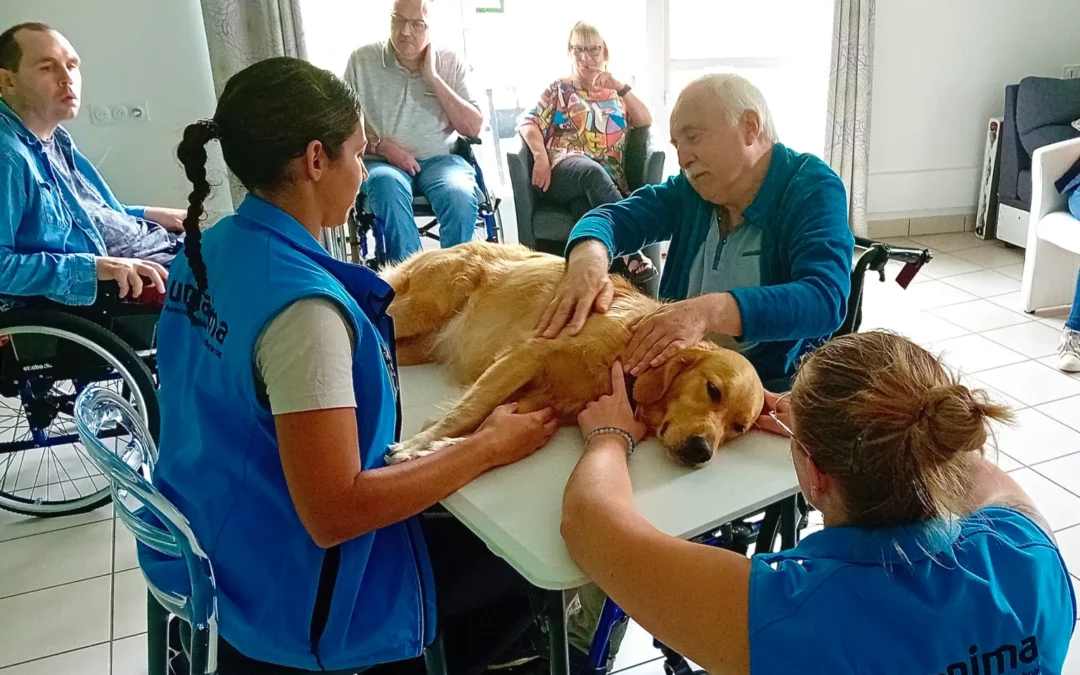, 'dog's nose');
677,436,713,466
